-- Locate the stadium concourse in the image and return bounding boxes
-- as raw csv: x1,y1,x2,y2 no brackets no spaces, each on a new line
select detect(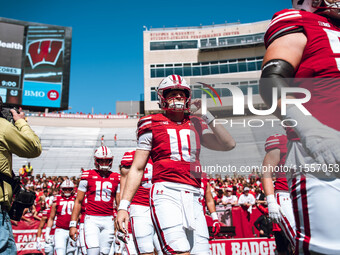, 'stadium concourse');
13,114,284,177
